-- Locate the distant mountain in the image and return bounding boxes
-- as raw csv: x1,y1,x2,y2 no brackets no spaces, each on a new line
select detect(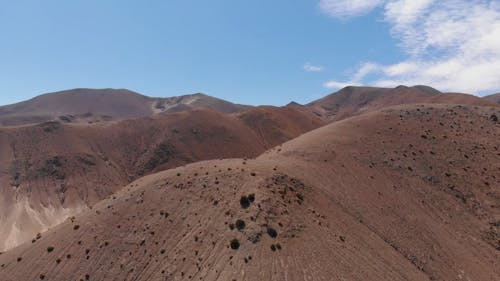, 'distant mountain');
483,93,500,104
156,93,249,114
0,89,249,126
306,85,496,121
